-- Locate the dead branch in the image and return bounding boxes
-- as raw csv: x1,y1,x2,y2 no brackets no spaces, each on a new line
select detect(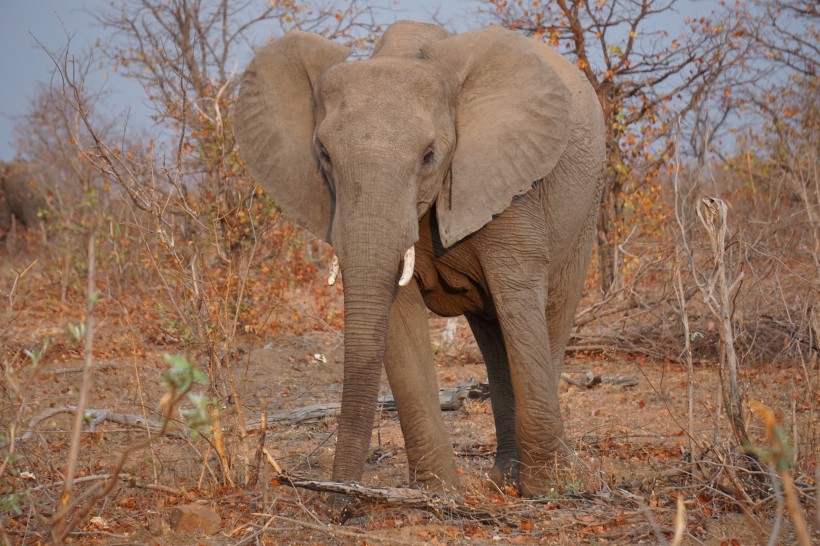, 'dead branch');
6,374,640,454
49,382,187,544
0,405,184,450
262,449,509,525
761,314,820,353
574,291,641,327
241,513,426,546
26,472,183,496
565,343,667,360
560,372,639,388
48,362,119,375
